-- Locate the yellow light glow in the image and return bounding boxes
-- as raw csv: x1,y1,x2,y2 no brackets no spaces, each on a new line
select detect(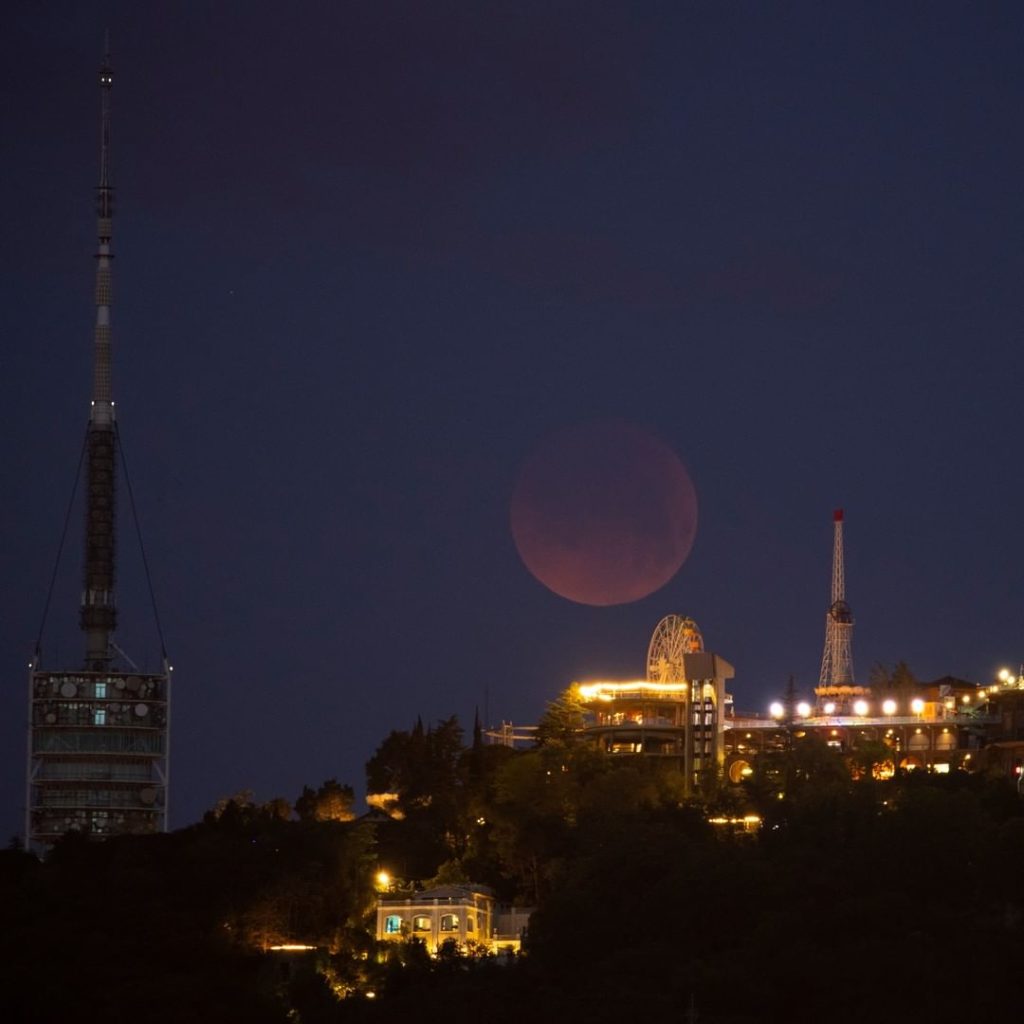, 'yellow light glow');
882,699,896,715
961,694,971,704
769,701,785,719
823,702,836,714
270,944,317,952
375,871,391,890
796,701,811,717
577,680,688,700
853,700,869,716
979,690,987,699
999,668,1011,681
911,698,925,714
